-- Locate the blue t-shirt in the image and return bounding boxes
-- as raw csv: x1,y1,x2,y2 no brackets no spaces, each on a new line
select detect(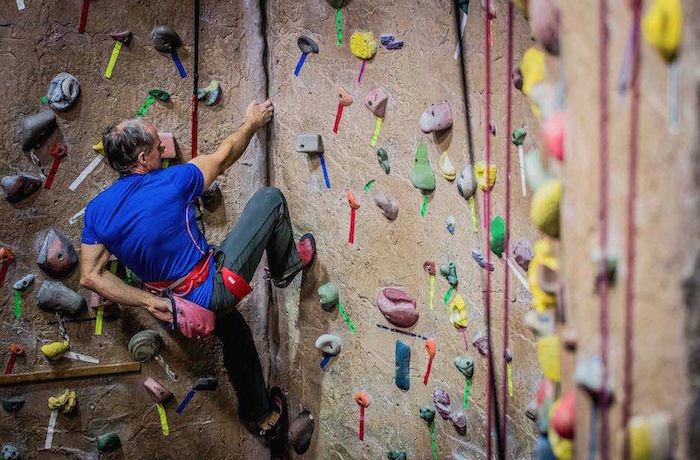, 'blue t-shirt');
82,164,214,308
